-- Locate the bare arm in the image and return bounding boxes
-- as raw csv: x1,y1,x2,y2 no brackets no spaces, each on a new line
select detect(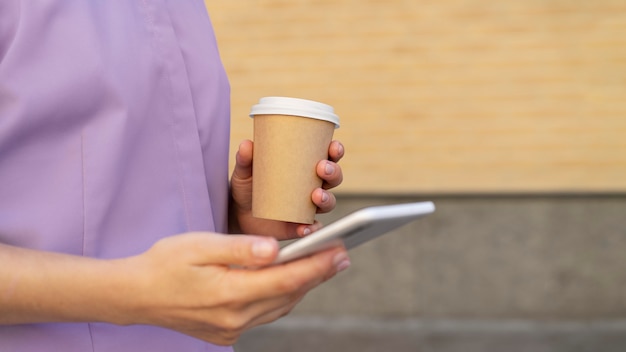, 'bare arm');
0,232,349,345
0,243,132,325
